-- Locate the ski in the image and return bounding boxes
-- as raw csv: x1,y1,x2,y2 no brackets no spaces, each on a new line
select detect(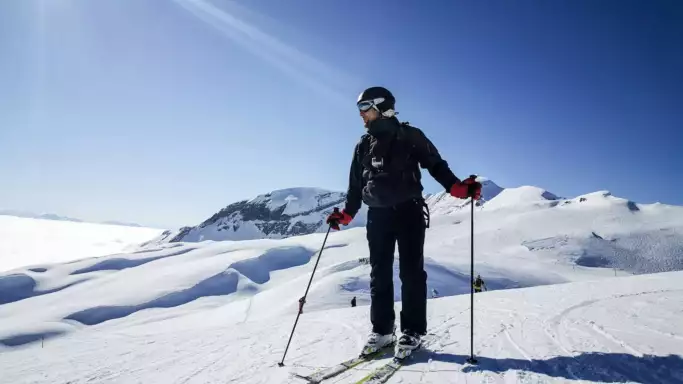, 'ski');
353,334,439,384
354,357,404,384
291,344,394,383
292,313,460,383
